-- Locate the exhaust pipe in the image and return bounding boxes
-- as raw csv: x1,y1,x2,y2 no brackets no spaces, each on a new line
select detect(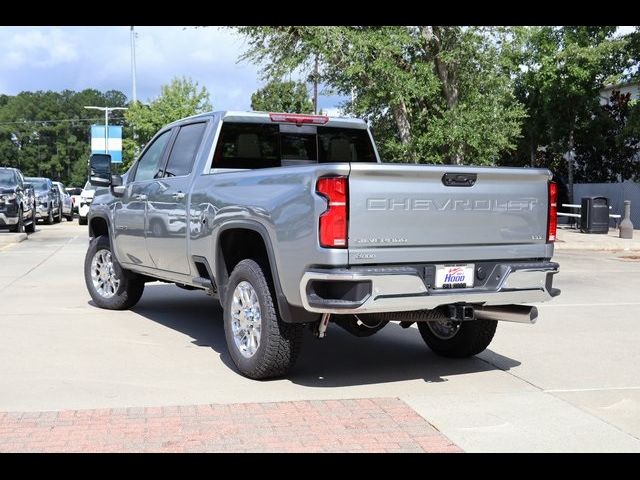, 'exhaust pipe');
475,305,538,324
